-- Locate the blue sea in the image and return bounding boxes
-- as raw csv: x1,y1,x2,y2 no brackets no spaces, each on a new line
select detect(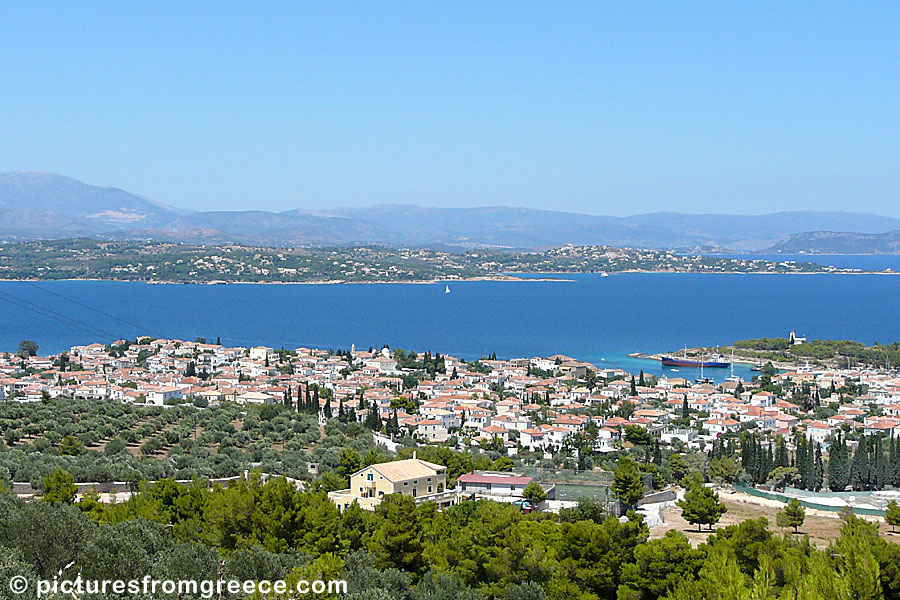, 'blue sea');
2,260,899,382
